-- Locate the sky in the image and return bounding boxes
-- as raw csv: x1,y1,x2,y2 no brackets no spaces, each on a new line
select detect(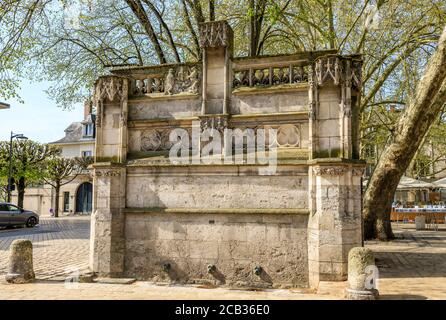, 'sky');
0,80,83,143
